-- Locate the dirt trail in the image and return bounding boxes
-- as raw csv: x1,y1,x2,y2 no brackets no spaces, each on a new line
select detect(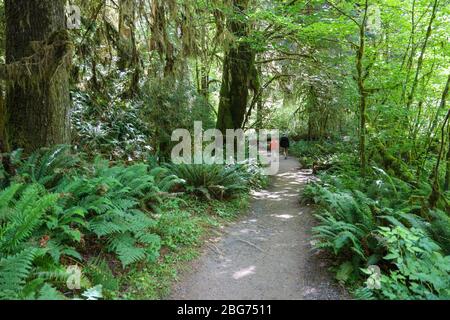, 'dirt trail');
170,158,347,300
